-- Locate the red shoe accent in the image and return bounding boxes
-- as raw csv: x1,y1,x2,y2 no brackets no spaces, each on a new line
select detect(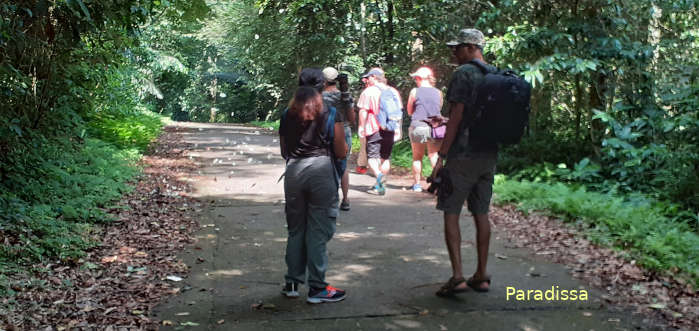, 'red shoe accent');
356,166,368,174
